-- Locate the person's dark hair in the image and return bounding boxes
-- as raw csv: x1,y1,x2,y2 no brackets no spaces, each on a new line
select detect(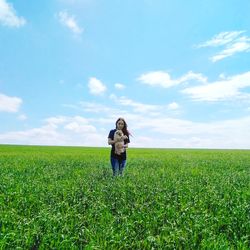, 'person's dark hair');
115,117,130,137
